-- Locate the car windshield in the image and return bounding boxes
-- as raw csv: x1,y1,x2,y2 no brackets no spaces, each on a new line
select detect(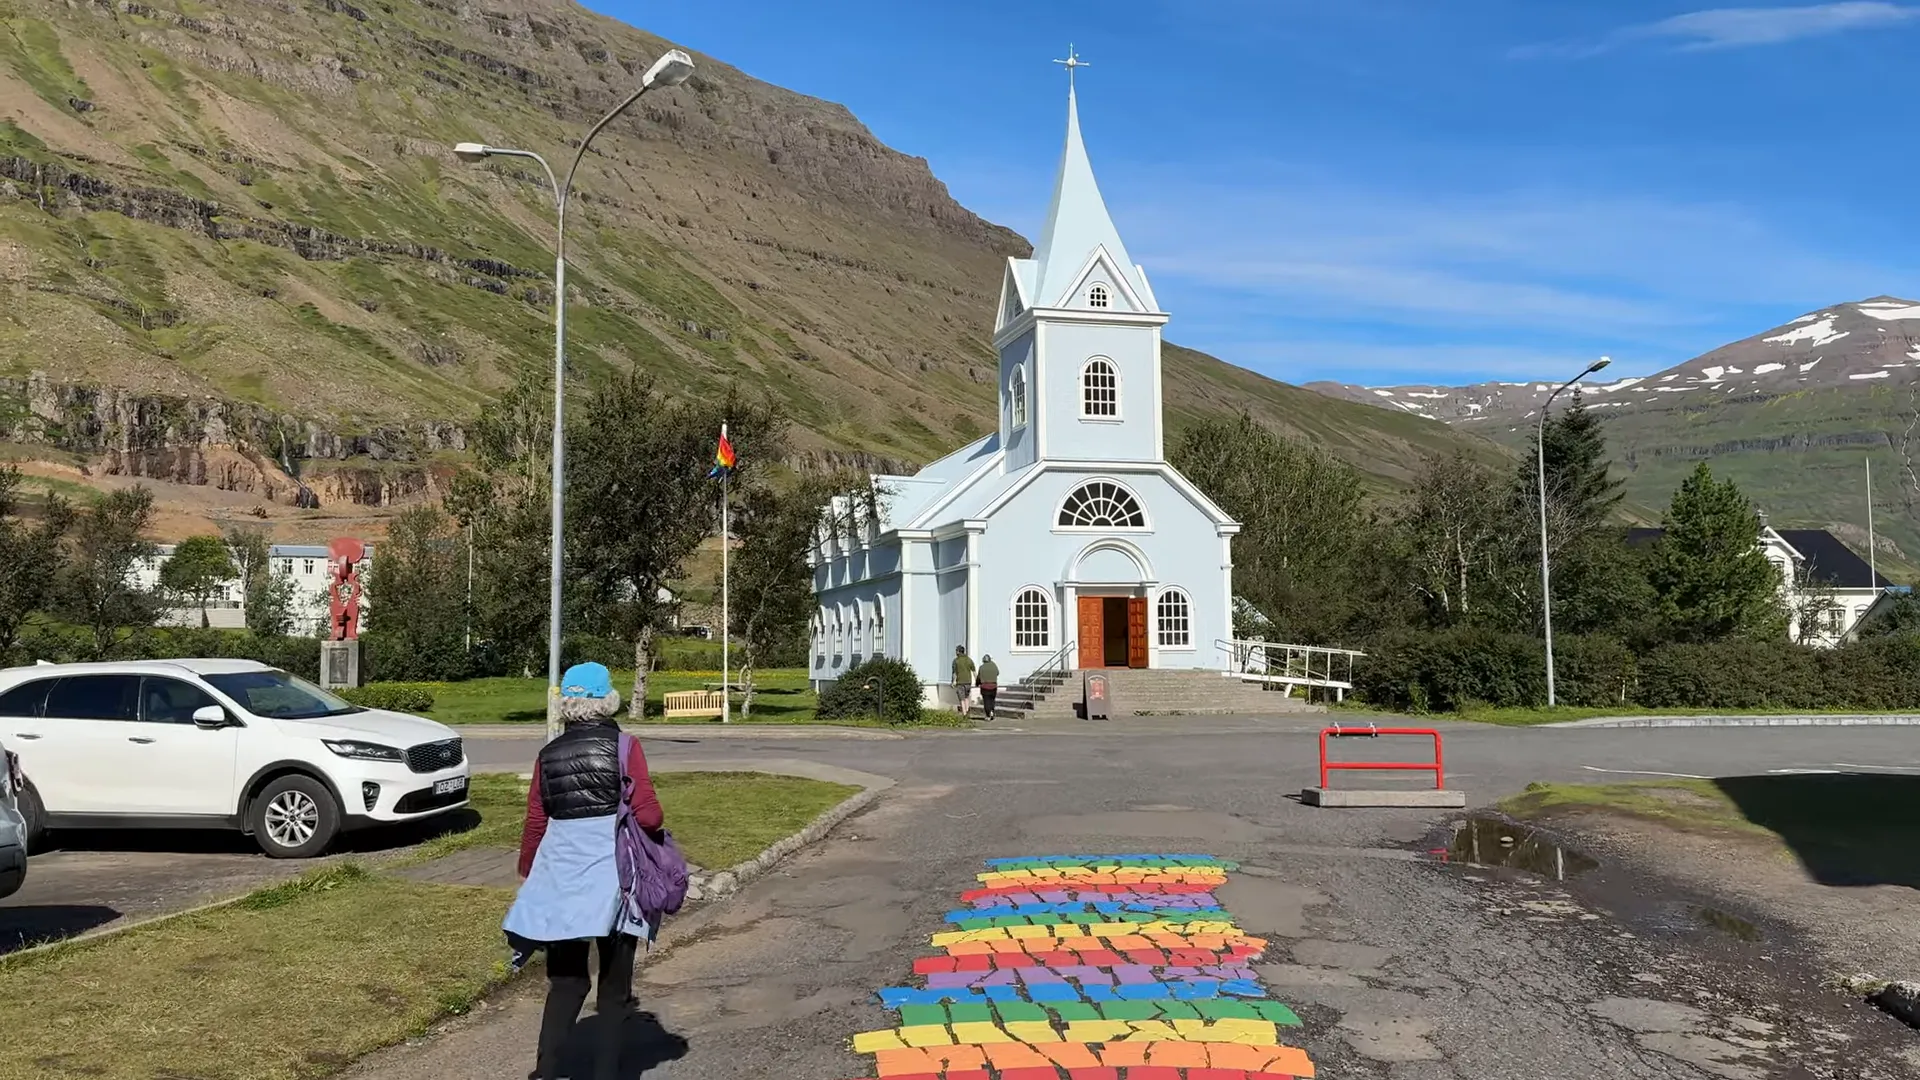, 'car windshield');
204,669,365,720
